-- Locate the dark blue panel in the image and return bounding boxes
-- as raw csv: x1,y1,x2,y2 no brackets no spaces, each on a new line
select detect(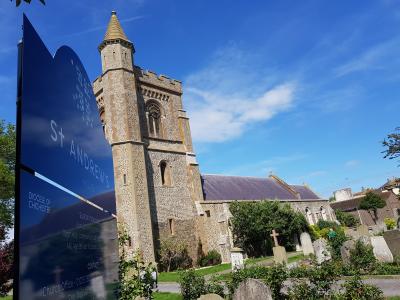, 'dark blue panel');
21,15,115,200
19,169,118,299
